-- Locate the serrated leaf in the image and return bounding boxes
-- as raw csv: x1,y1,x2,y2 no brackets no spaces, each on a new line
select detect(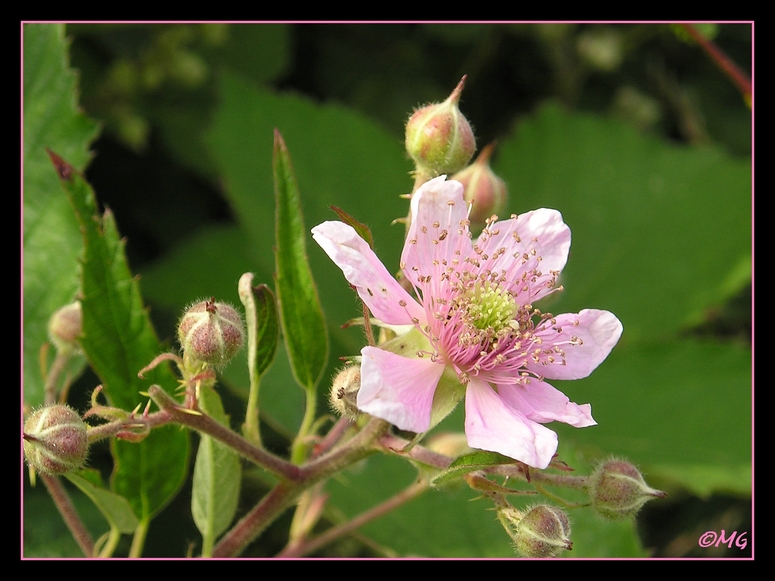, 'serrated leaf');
51,151,189,524
23,23,100,406
65,471,140,534
192,384,241,554
273,130,329,390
